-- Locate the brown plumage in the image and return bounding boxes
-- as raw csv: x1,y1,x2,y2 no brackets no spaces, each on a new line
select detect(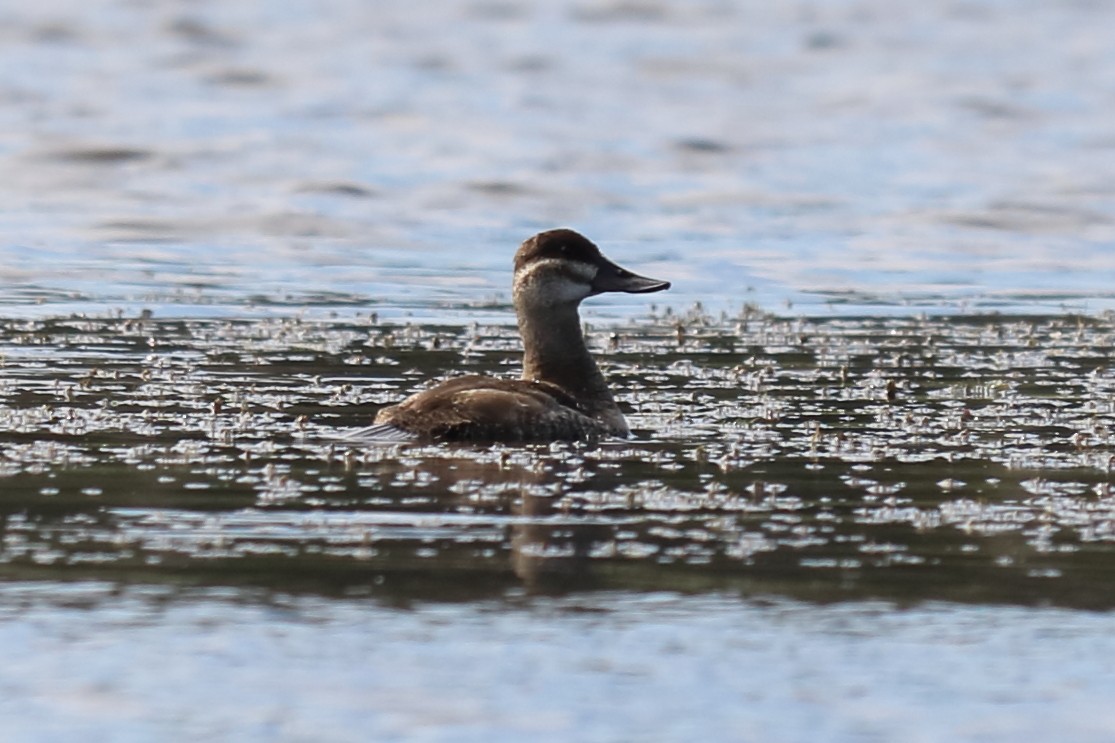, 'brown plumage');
373,376,604,442
370,229,670,443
